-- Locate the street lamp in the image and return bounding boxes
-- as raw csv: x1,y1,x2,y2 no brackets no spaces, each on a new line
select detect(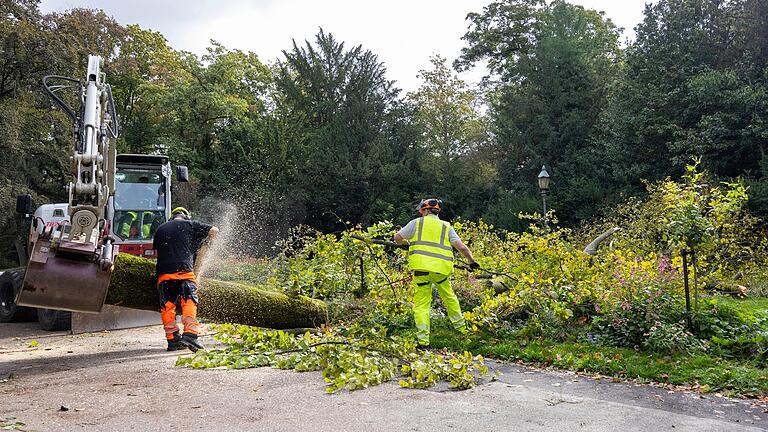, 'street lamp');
537,165,550,231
